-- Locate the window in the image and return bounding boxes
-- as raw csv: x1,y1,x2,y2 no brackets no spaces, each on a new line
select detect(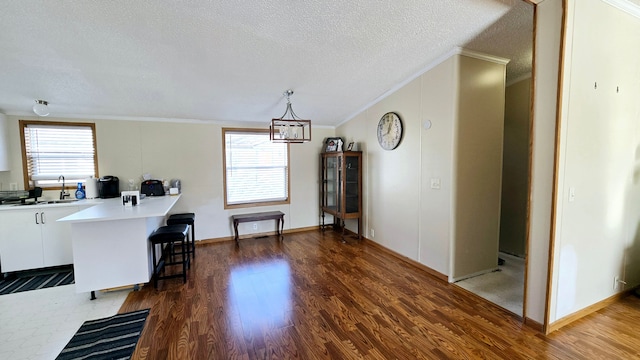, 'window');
223,128,290,208
20,120,98,189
